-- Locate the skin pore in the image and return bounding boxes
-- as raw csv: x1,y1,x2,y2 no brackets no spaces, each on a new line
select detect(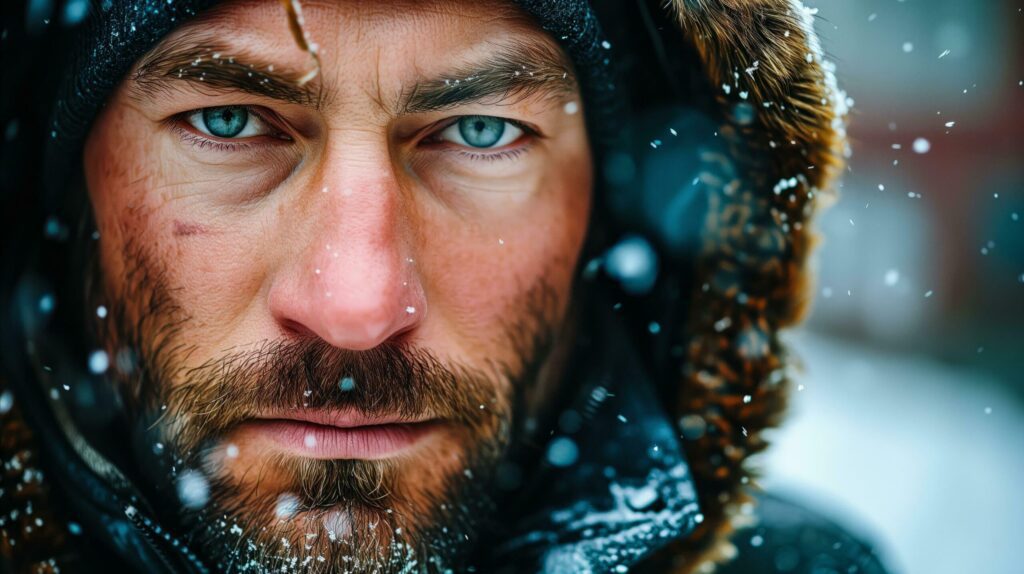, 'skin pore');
82,0,592,571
